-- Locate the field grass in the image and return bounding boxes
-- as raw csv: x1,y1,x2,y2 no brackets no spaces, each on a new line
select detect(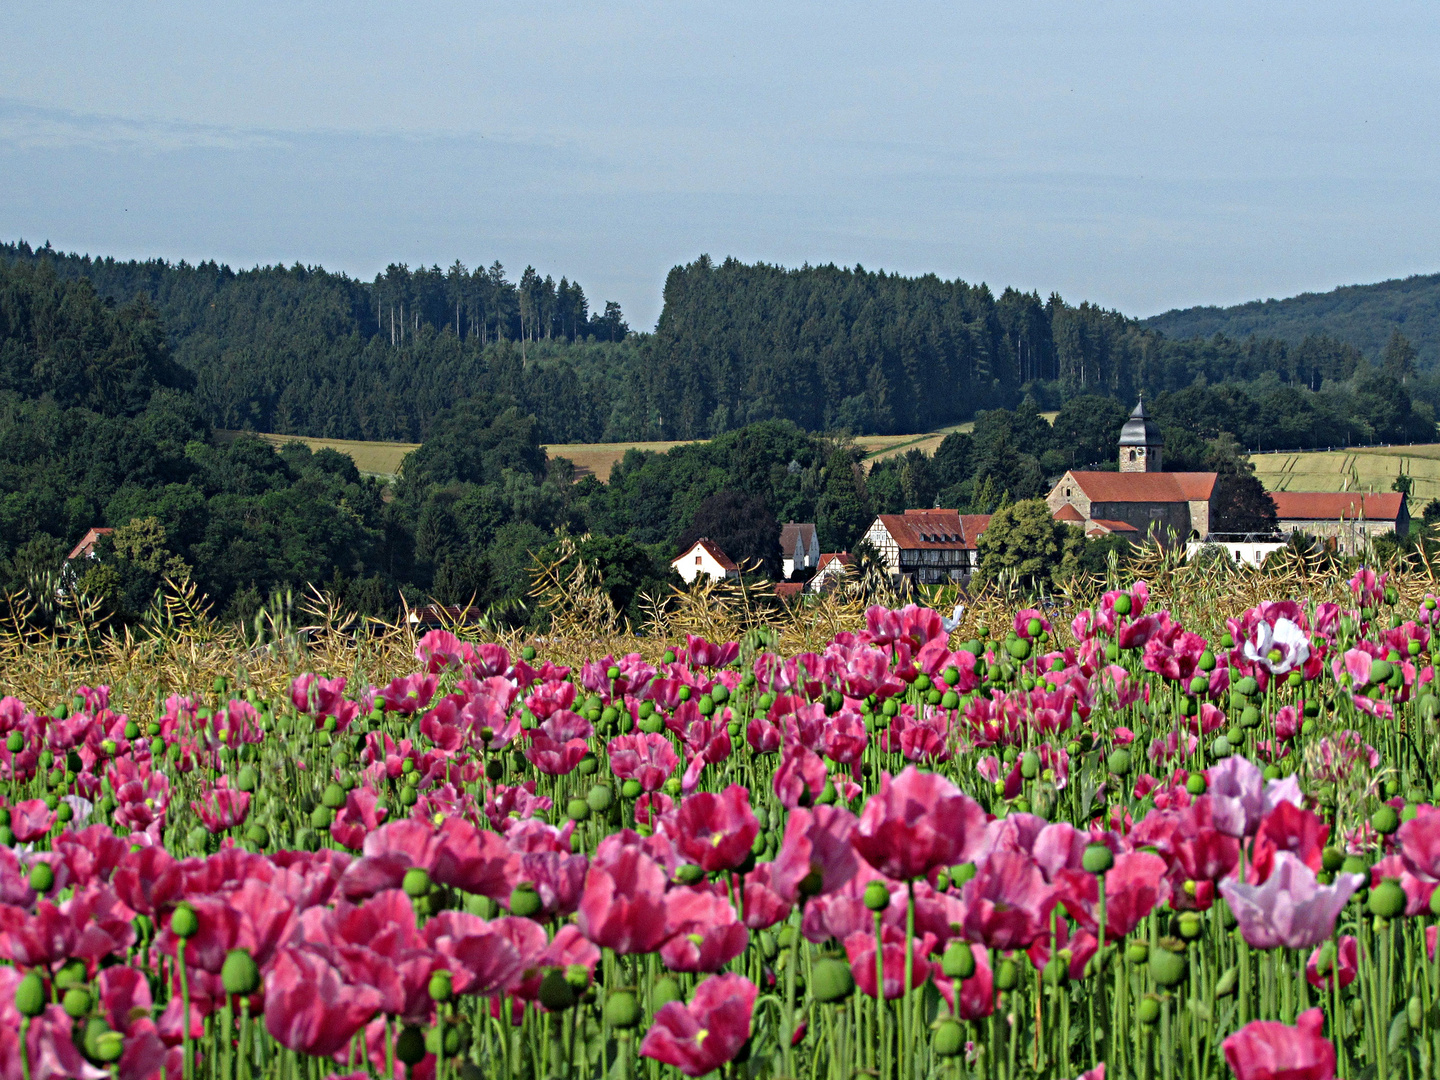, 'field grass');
216,412,1054,483
1251,444,1440,501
